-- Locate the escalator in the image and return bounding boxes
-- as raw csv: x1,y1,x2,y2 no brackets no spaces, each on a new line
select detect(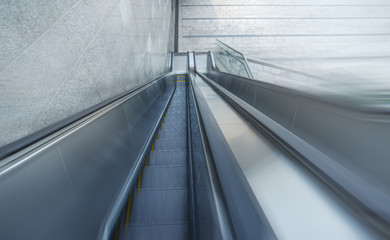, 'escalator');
1,52,388,240
126,78,189,239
